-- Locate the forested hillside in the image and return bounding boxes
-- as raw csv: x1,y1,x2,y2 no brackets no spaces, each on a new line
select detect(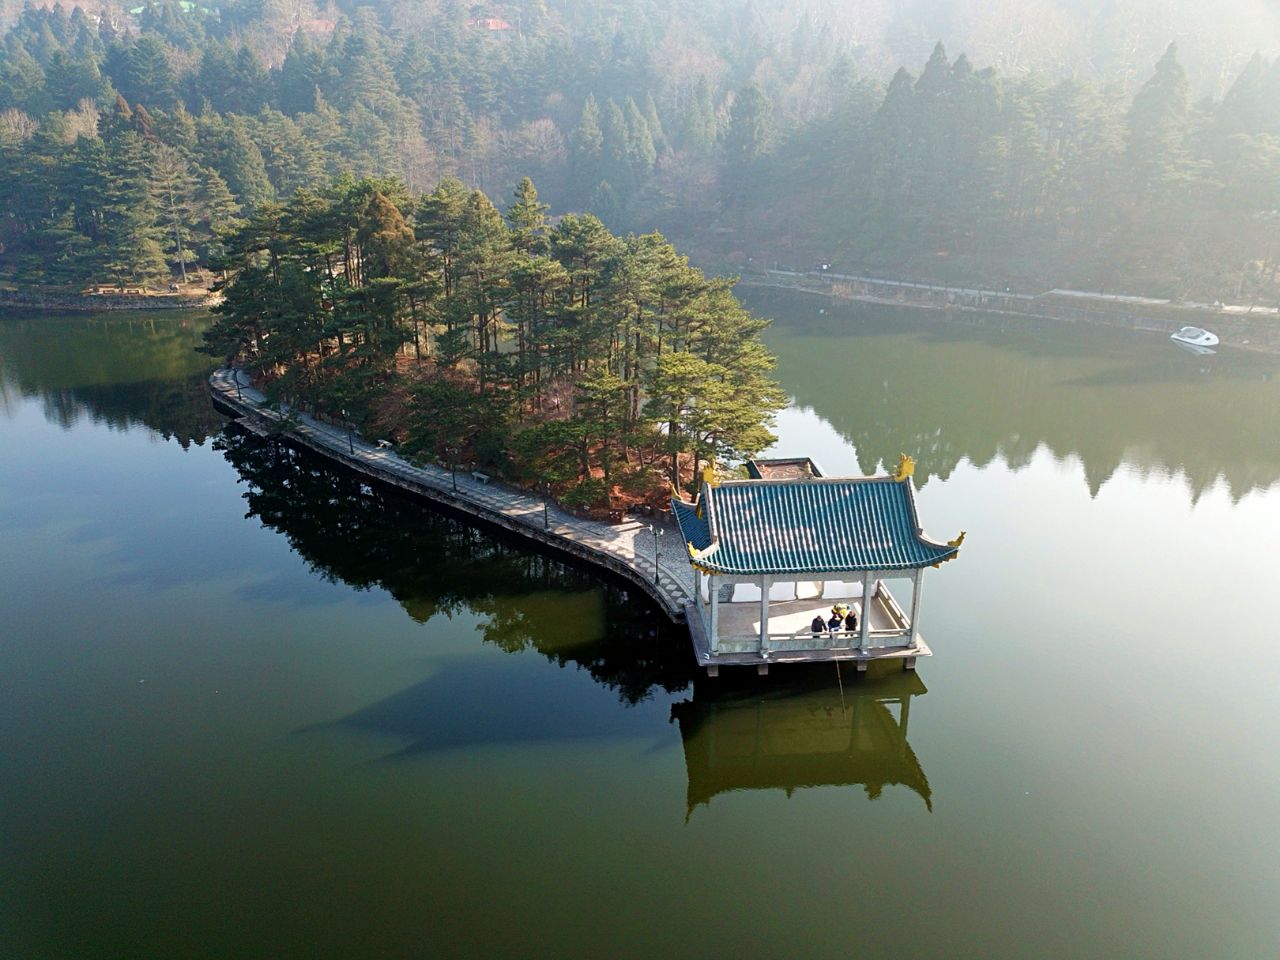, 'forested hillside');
1,0,1279,301
2,0,1276,88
